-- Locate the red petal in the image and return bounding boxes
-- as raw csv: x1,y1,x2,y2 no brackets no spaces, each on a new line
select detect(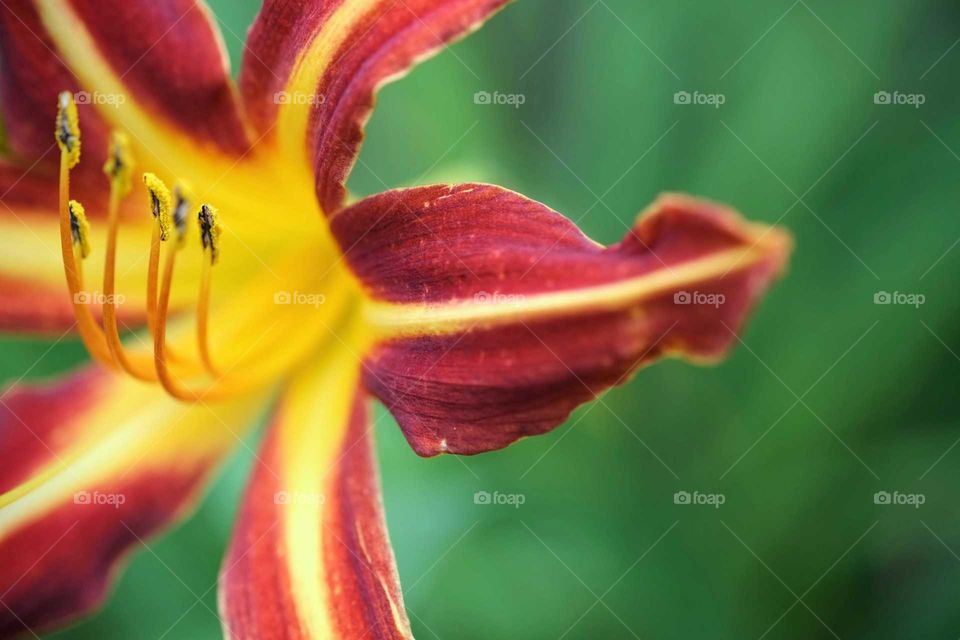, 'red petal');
220,352,411,639
331,185,792,455
64,0,249,153
0,366,269,636
240,0,510,212
0,0,252,237
0,1,112,206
